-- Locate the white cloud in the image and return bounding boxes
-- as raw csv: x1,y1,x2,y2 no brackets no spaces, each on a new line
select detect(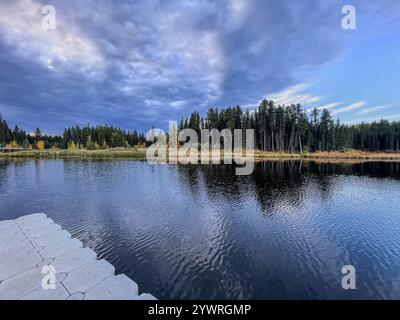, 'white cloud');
170,100,187,110
357,105,389,115
0,0,104,73
227,0,250,30
306,102,342,112
1,0,393,133
332,101,367,114
268,83,323,106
